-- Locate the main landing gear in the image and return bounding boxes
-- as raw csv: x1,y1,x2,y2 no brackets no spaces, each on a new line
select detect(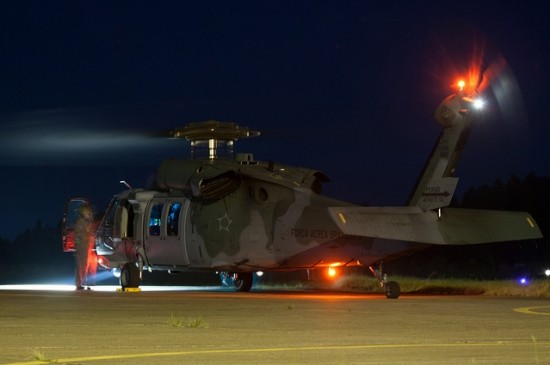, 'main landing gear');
232,272,253,292
220,272,254,292
369,264,400,299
